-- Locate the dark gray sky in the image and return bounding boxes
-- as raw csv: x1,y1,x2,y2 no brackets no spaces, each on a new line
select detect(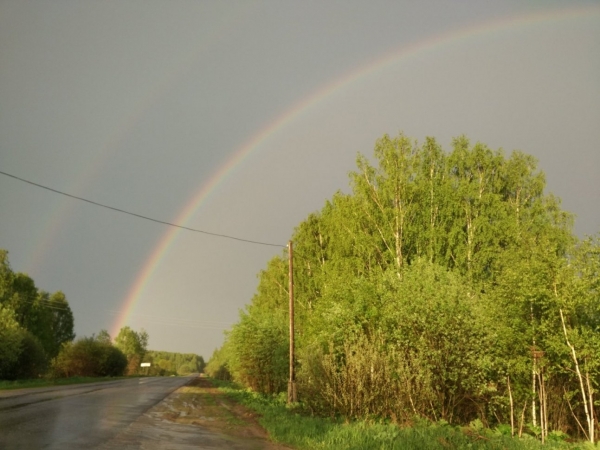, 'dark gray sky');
1,1,599,358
